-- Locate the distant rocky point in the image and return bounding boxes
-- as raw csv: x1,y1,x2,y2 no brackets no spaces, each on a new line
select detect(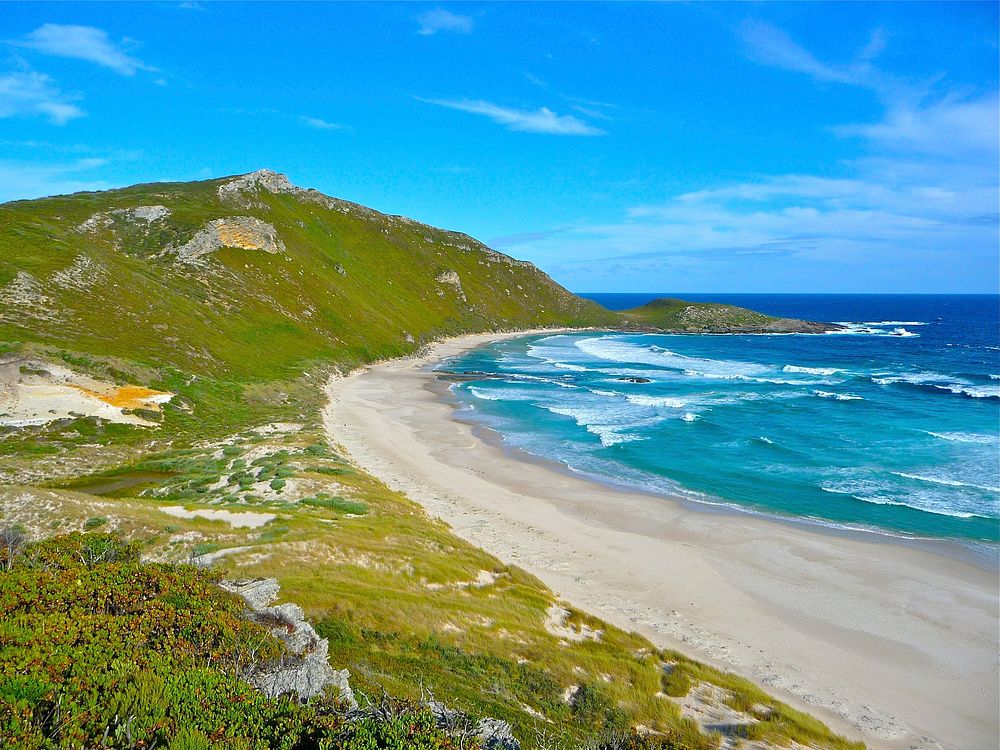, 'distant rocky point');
617,297,840,334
